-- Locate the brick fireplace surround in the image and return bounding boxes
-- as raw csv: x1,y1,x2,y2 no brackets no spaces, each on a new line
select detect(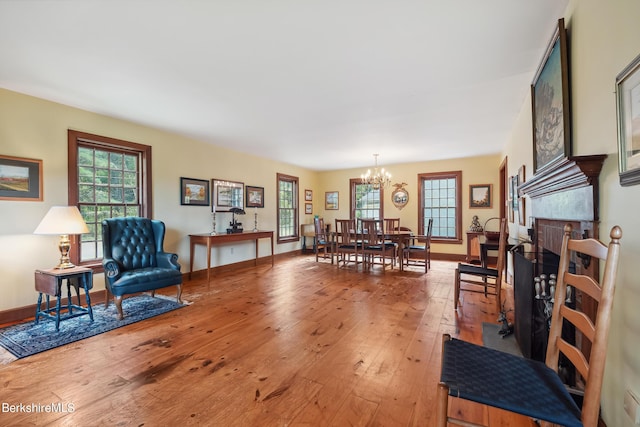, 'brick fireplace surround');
516,155,607,360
